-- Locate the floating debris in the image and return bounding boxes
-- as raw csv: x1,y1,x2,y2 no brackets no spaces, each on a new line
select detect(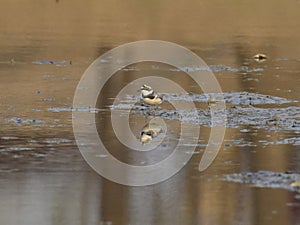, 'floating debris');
240,129,250,133
95,154,108,158
222,171,300,192
48,107,101,113
274,57,289,61
112,104,299,131
110,92,299,131
0,168,20,173
33,60,72,66
224,136,300,147
170,65,239,73
1,136,19,140
44,138,73,144
168,64,265,73
8,117,44,125
119,92,297,106
41,97,56,102
0,147,33,152
262,137,300,146
42,74,53,78
121,66,140,71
